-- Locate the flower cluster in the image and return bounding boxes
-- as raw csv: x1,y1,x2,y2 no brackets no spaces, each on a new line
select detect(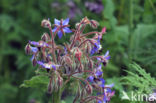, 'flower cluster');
25,17,114,103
